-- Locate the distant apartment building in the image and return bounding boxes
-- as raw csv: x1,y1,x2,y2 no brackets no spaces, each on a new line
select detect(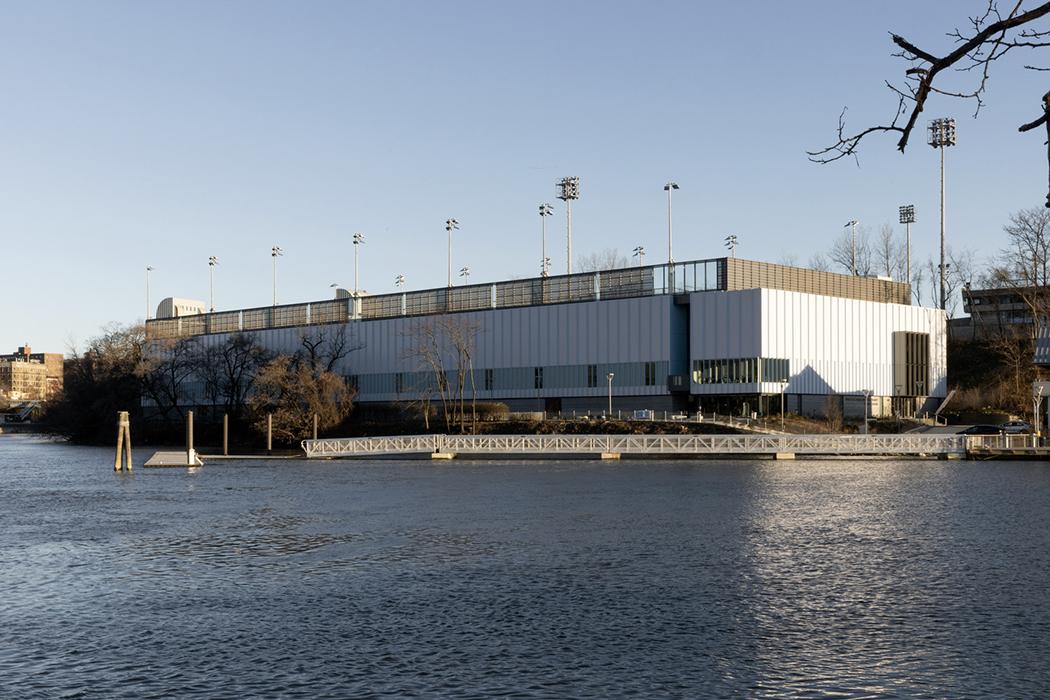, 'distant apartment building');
0,345,65,400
